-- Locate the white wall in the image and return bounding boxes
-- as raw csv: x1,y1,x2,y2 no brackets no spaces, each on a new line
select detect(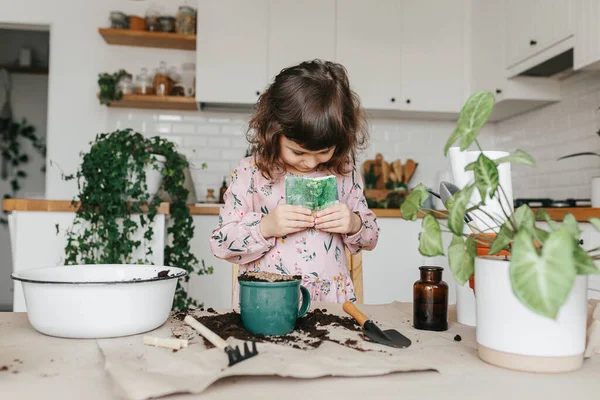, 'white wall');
493,71,600,200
